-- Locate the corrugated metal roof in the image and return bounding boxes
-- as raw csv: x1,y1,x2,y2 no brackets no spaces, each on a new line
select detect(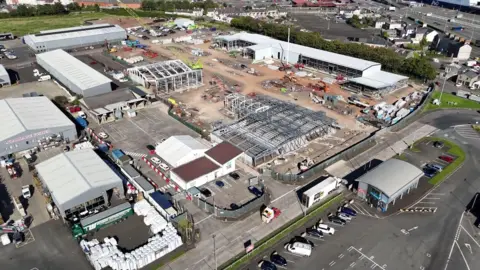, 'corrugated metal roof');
155,135,209,167
36,149,123,209
36,49,112,91
0,96,74,142
216,33,381,71
27,24,126,43
348,70,408,89
0,64,7,77
355,159,423,198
